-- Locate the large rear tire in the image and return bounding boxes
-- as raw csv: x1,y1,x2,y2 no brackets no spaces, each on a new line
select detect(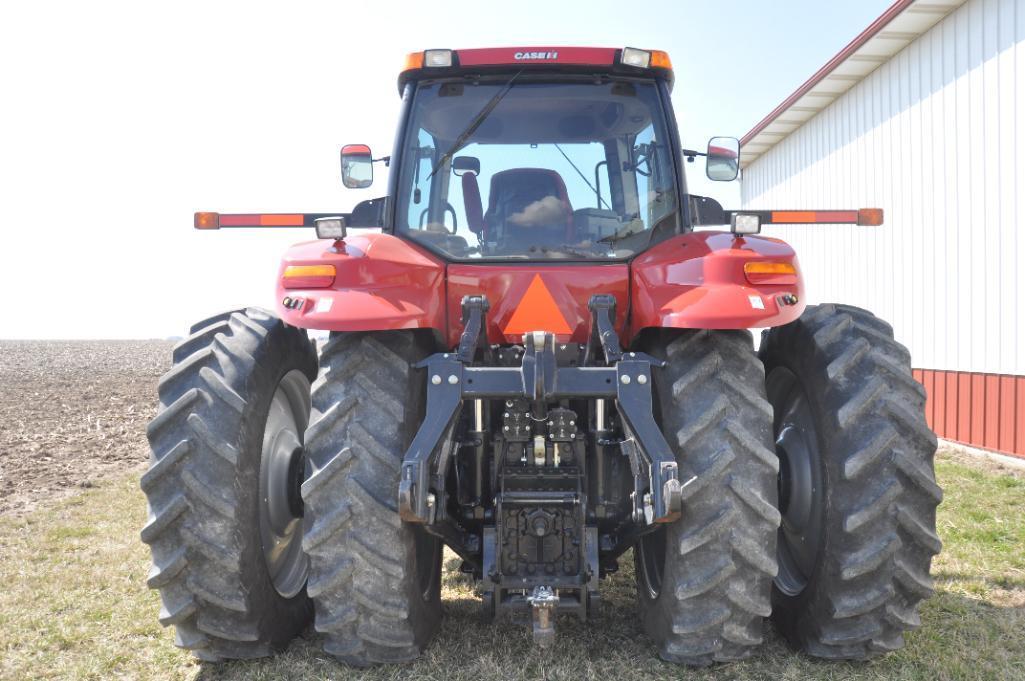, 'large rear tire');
141,308,318,660
760,304,942,659
635,330,780,665
301,331,443,666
